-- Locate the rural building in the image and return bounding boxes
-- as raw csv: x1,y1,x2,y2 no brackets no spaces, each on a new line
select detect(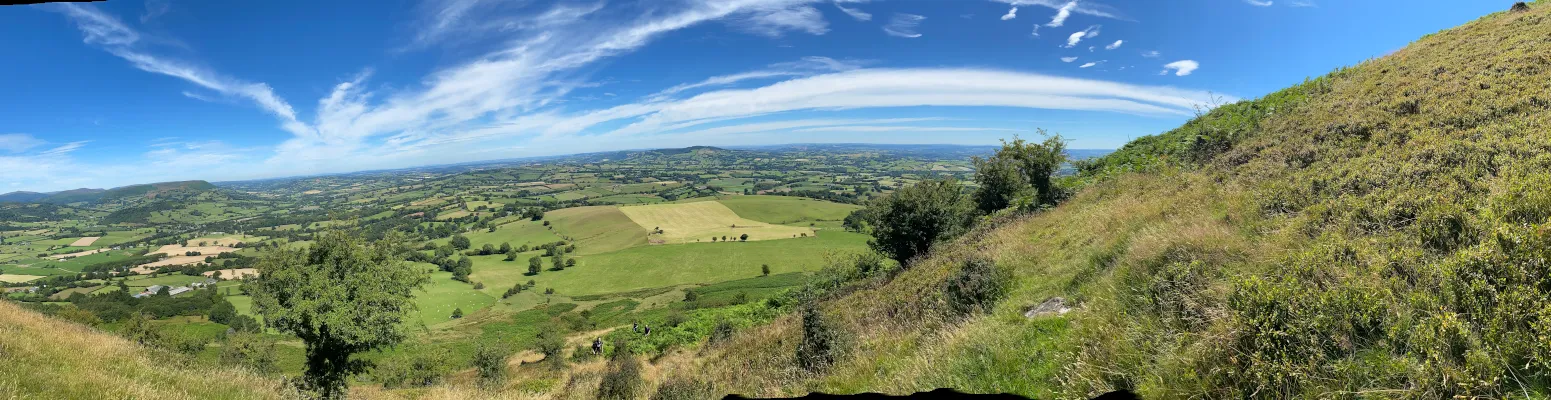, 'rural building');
167,286,192,296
